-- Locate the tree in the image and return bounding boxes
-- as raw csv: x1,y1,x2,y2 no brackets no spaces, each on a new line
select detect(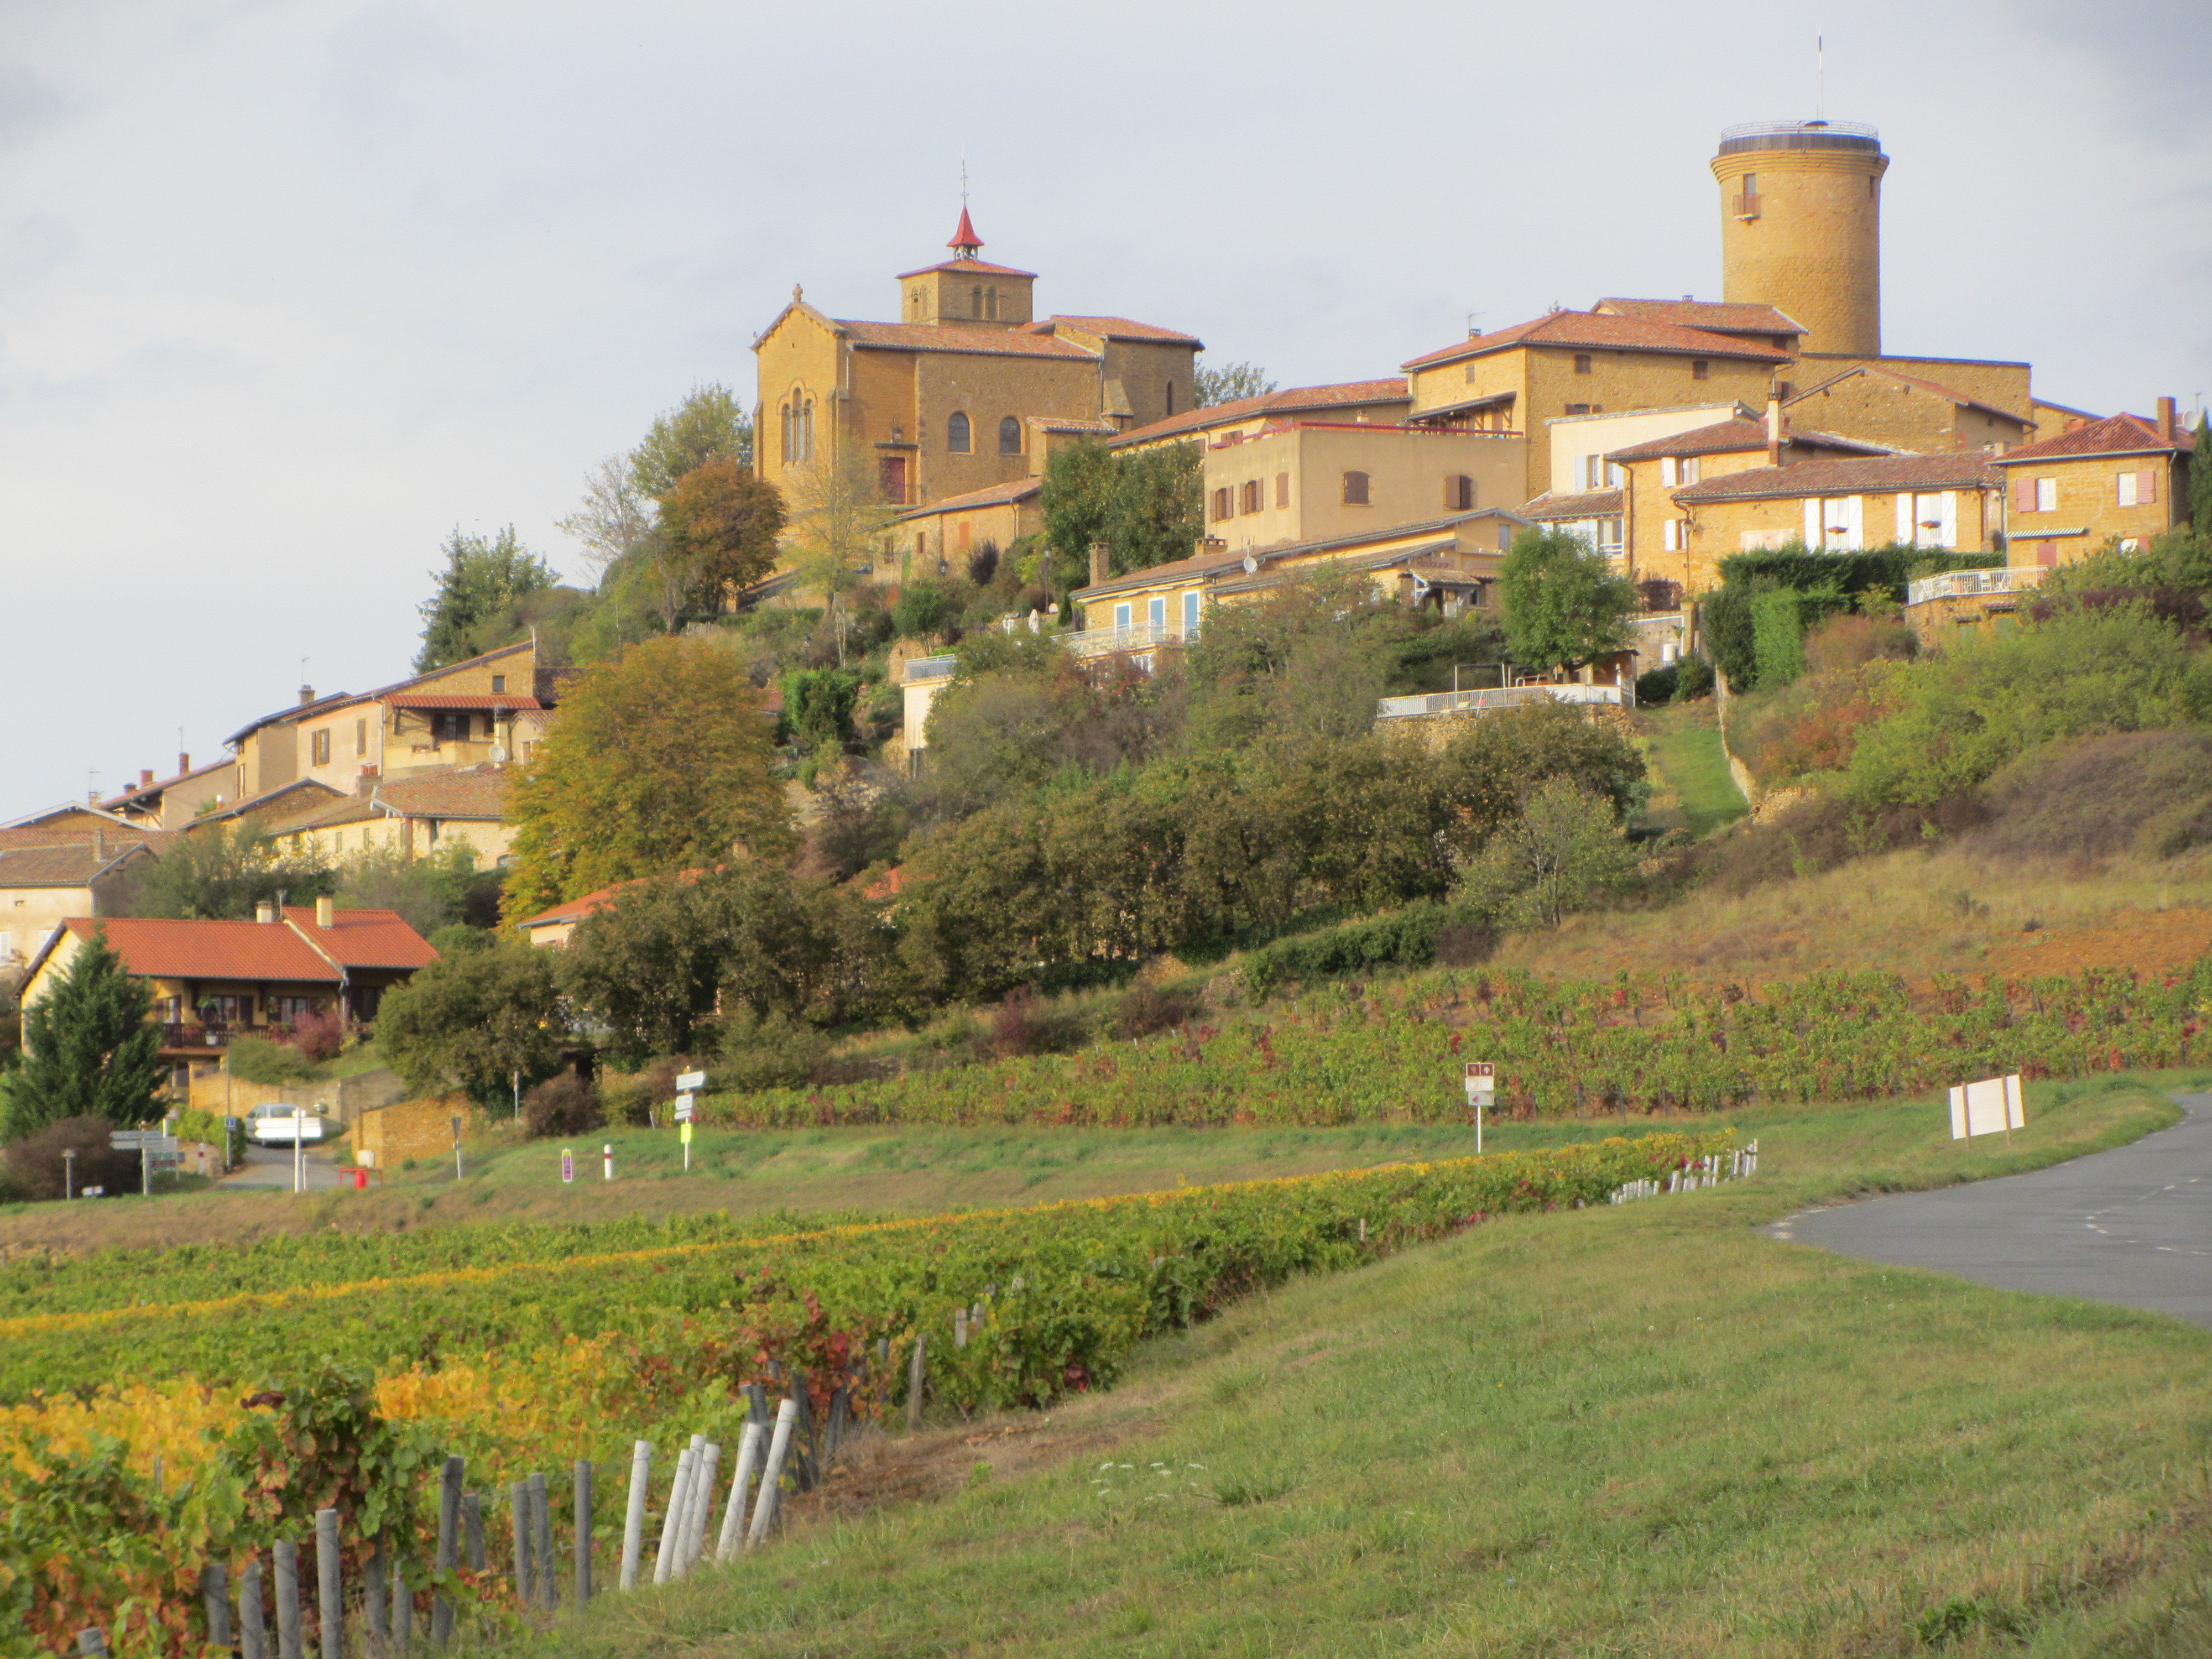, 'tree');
2194,412,2212,535
653,458,786,621
1182,565,1396,747
1040,439,1119,590
374,937,568,1104
502,637,797,916
1498,528,1637,675
415,526,556,671
556,453,652,576
1193,359,1277,408
121,820,334,921
1454,777,1638,931
1,925,164,1140
1040,439,1204,593
334,844,503,935
784,448,899,662
631,383,753,497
